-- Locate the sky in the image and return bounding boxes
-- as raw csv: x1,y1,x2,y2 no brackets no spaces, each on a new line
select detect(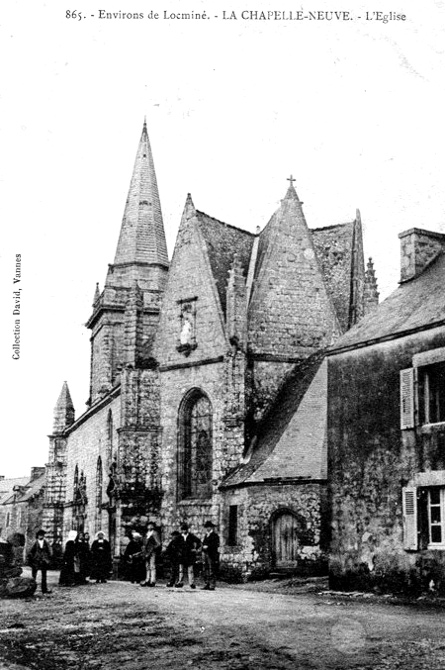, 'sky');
1,0,445,476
